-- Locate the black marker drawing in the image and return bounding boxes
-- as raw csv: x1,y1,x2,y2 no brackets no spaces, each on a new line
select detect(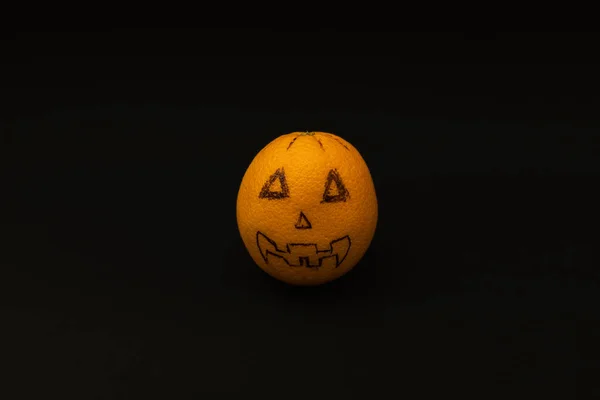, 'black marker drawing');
259,168,289,199
287,132,325,151
332,137,349,150
256,231,351,268
322,133,349,151
315,137,325,150
294,211,312,229
287,136,298,150
321,169,349,203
